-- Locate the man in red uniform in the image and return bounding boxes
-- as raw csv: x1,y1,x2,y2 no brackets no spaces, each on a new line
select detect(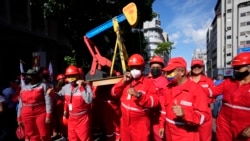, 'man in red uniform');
209,52,250,141
148,55,169,141
57,65,94,141
111,53,159,141
189,59,214,141
17,69,52,141
159,57,210,141
95,84,121,141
